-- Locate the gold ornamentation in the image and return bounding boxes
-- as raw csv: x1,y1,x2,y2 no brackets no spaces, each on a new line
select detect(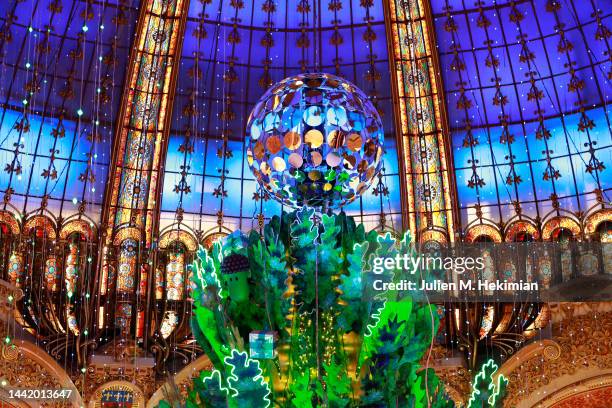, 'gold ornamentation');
88,380,146,408
23,215,57,239
504,219,539,241
465,223,503,243
499,303,612,407
158,229,198,252
1,343,19,361
542,216,581,241
59,218,96,240
0,210,20,235
585,209,612,235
